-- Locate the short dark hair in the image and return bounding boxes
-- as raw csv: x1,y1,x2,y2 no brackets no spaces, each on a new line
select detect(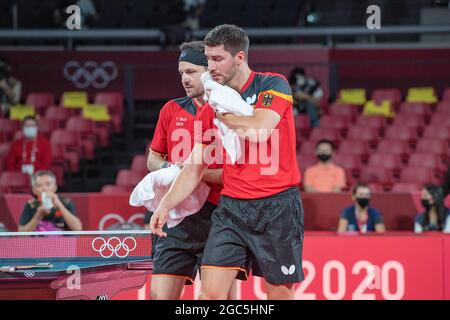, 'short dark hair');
31,170,56,187
22,116,37,125
352,183,371,196
204,24,249,58
316,139,335,150
179,40,205,52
